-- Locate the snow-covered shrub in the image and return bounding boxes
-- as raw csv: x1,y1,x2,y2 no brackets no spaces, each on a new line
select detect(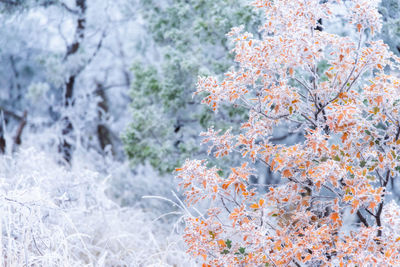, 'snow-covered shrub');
0,148,195,266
